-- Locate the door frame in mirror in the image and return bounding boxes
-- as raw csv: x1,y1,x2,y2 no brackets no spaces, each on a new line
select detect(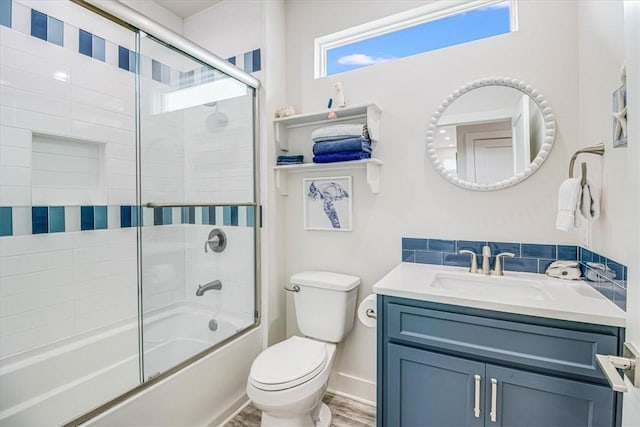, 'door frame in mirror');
426,77,556,191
